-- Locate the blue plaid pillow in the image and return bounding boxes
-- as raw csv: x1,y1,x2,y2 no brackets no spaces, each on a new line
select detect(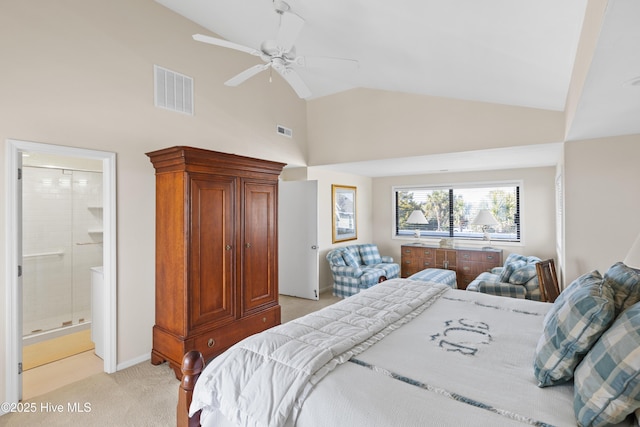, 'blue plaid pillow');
533,270,616,387
508,264,538,285
574,302,640,426
327,250,346,267
342,249,360,268
358,244,382,266
603,262,640,315
498,259,526,283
